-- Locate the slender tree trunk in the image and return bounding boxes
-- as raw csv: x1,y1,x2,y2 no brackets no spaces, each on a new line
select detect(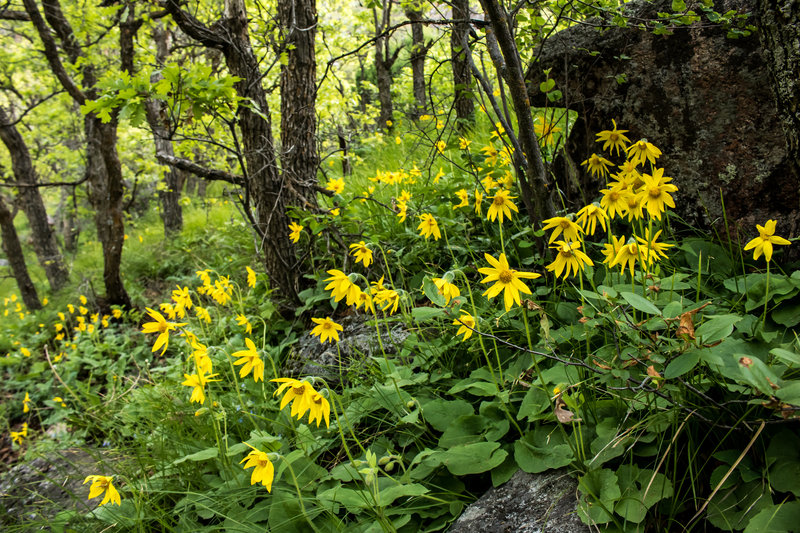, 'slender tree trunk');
0,107,69,291
374,1,398,128
145,24,184,235
0,195,41,310
279,0,320,208
59,186,78,252
406,3,427,118
756,0,800,176
478,0,555,220
451,0,475,126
